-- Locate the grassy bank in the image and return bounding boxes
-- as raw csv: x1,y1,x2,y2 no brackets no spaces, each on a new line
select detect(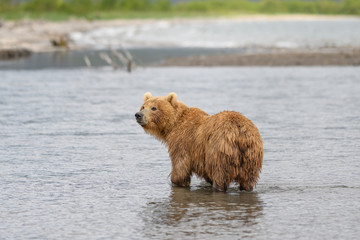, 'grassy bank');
1,0,359,20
